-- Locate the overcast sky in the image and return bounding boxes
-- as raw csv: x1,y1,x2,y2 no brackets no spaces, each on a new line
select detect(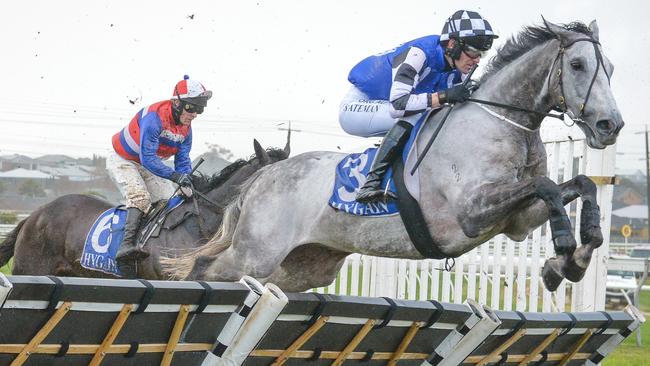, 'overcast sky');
1,0,648,173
